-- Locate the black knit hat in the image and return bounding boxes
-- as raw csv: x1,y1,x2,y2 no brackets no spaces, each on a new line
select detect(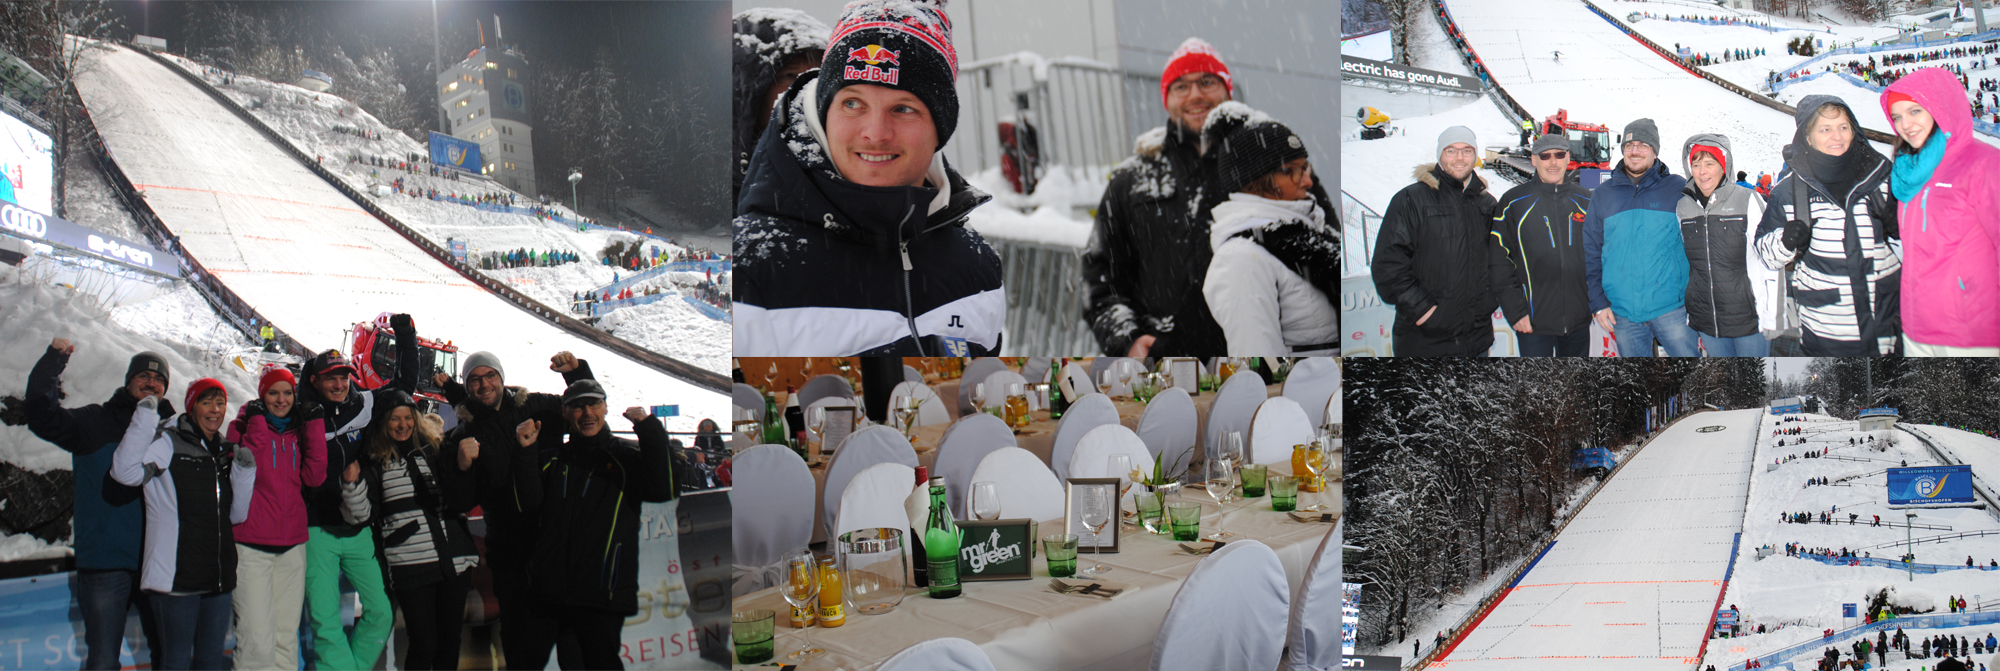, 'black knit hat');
126,351,170,388
1204,101,1309,195
816,0,959,148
